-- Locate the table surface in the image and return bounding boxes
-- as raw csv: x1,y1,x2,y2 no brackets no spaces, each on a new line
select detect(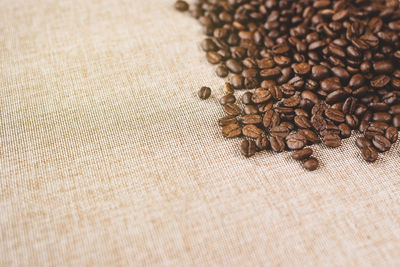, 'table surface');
1,0,400,266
